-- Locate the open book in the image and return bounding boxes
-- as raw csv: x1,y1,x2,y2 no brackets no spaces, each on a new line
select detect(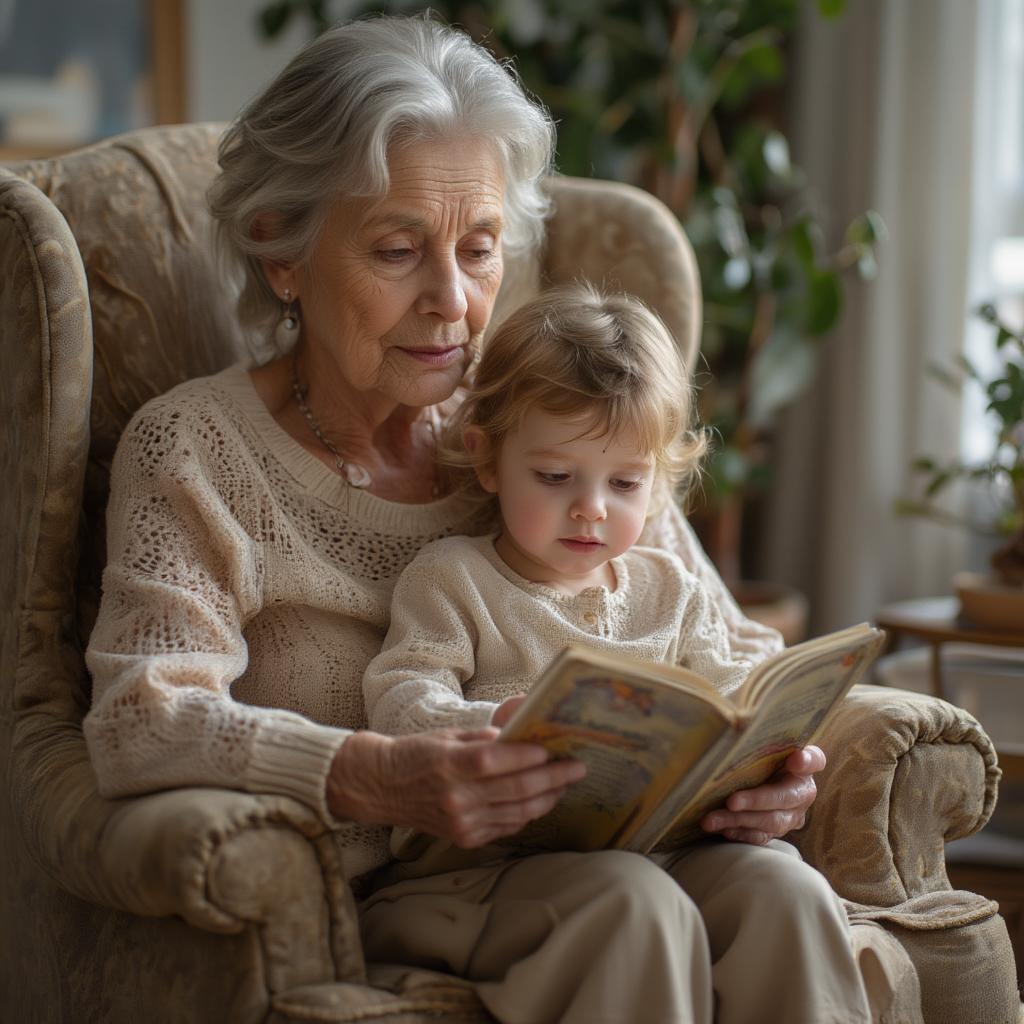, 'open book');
494,623,886,854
